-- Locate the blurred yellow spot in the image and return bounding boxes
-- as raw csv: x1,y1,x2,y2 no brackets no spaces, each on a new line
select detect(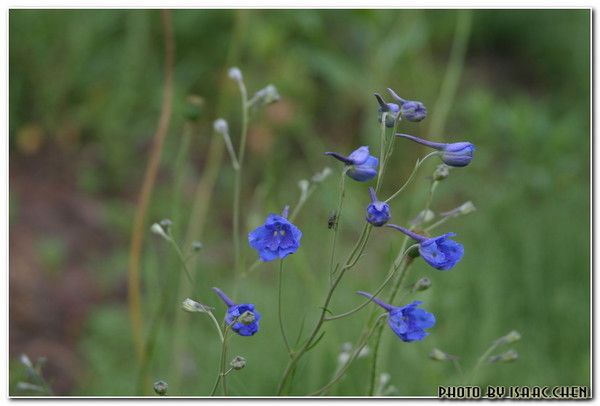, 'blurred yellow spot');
16,124,45,155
